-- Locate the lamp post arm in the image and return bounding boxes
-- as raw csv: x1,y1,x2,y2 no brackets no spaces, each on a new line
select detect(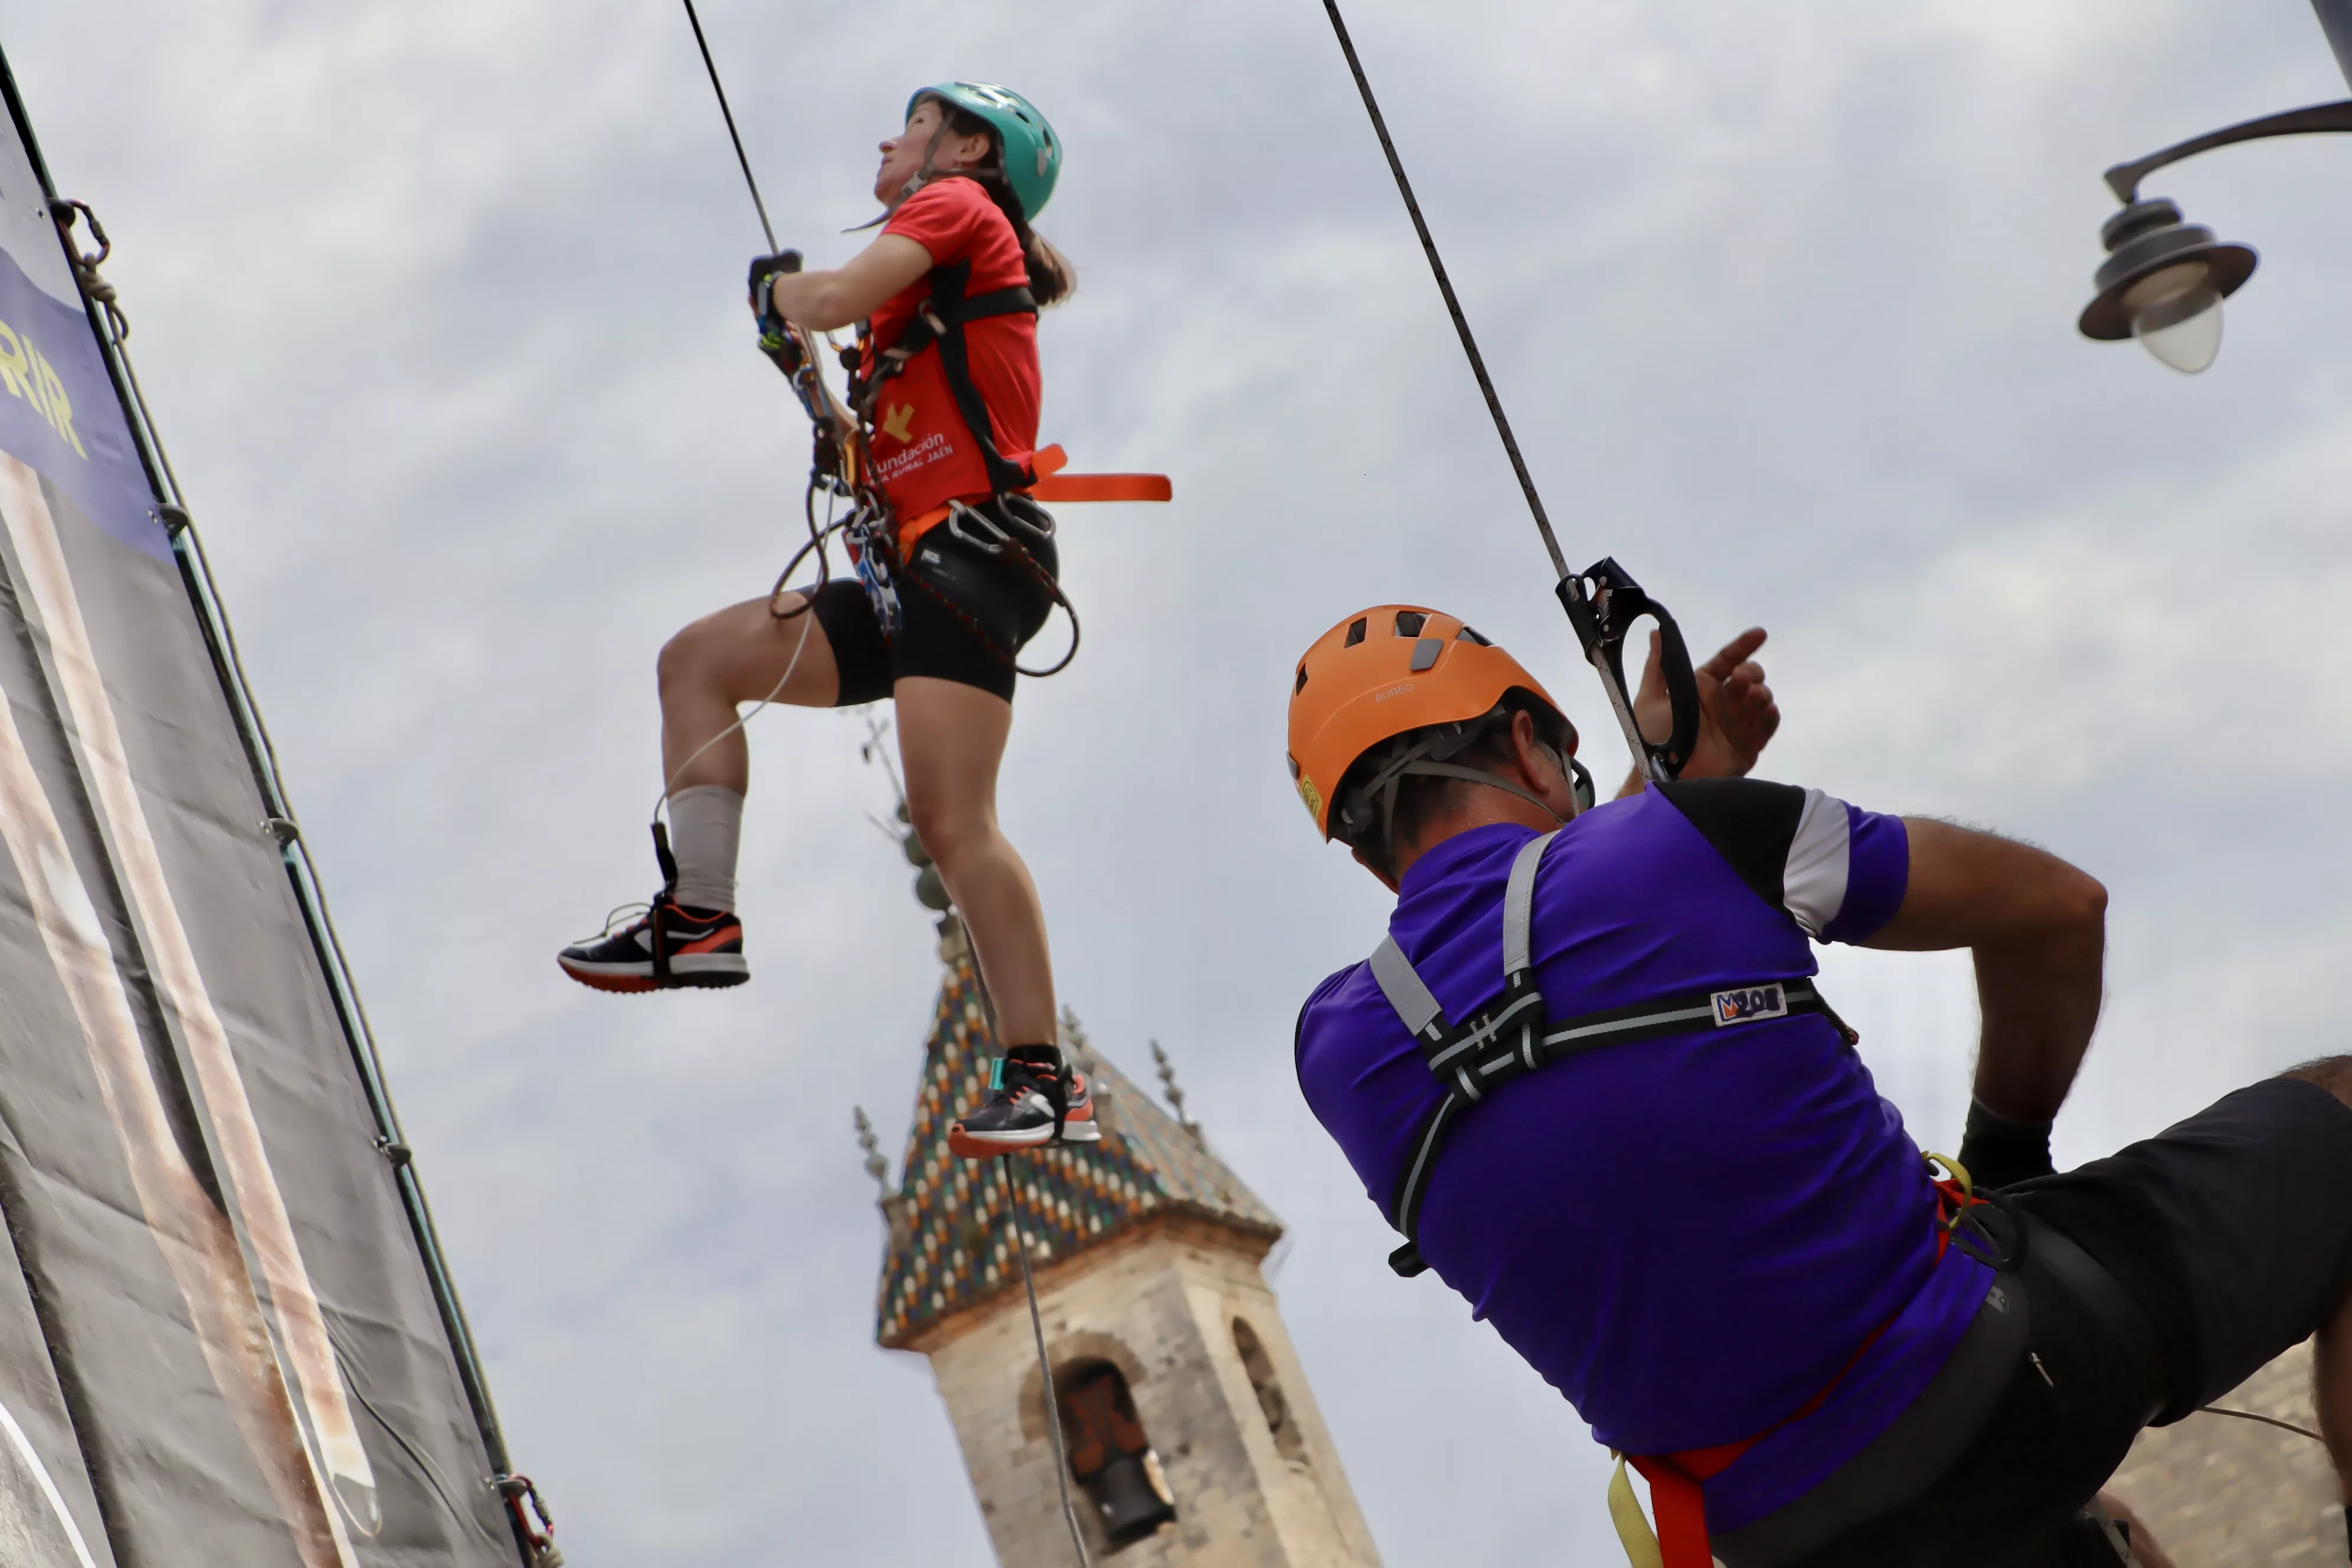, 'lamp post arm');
2106,99,2352,202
